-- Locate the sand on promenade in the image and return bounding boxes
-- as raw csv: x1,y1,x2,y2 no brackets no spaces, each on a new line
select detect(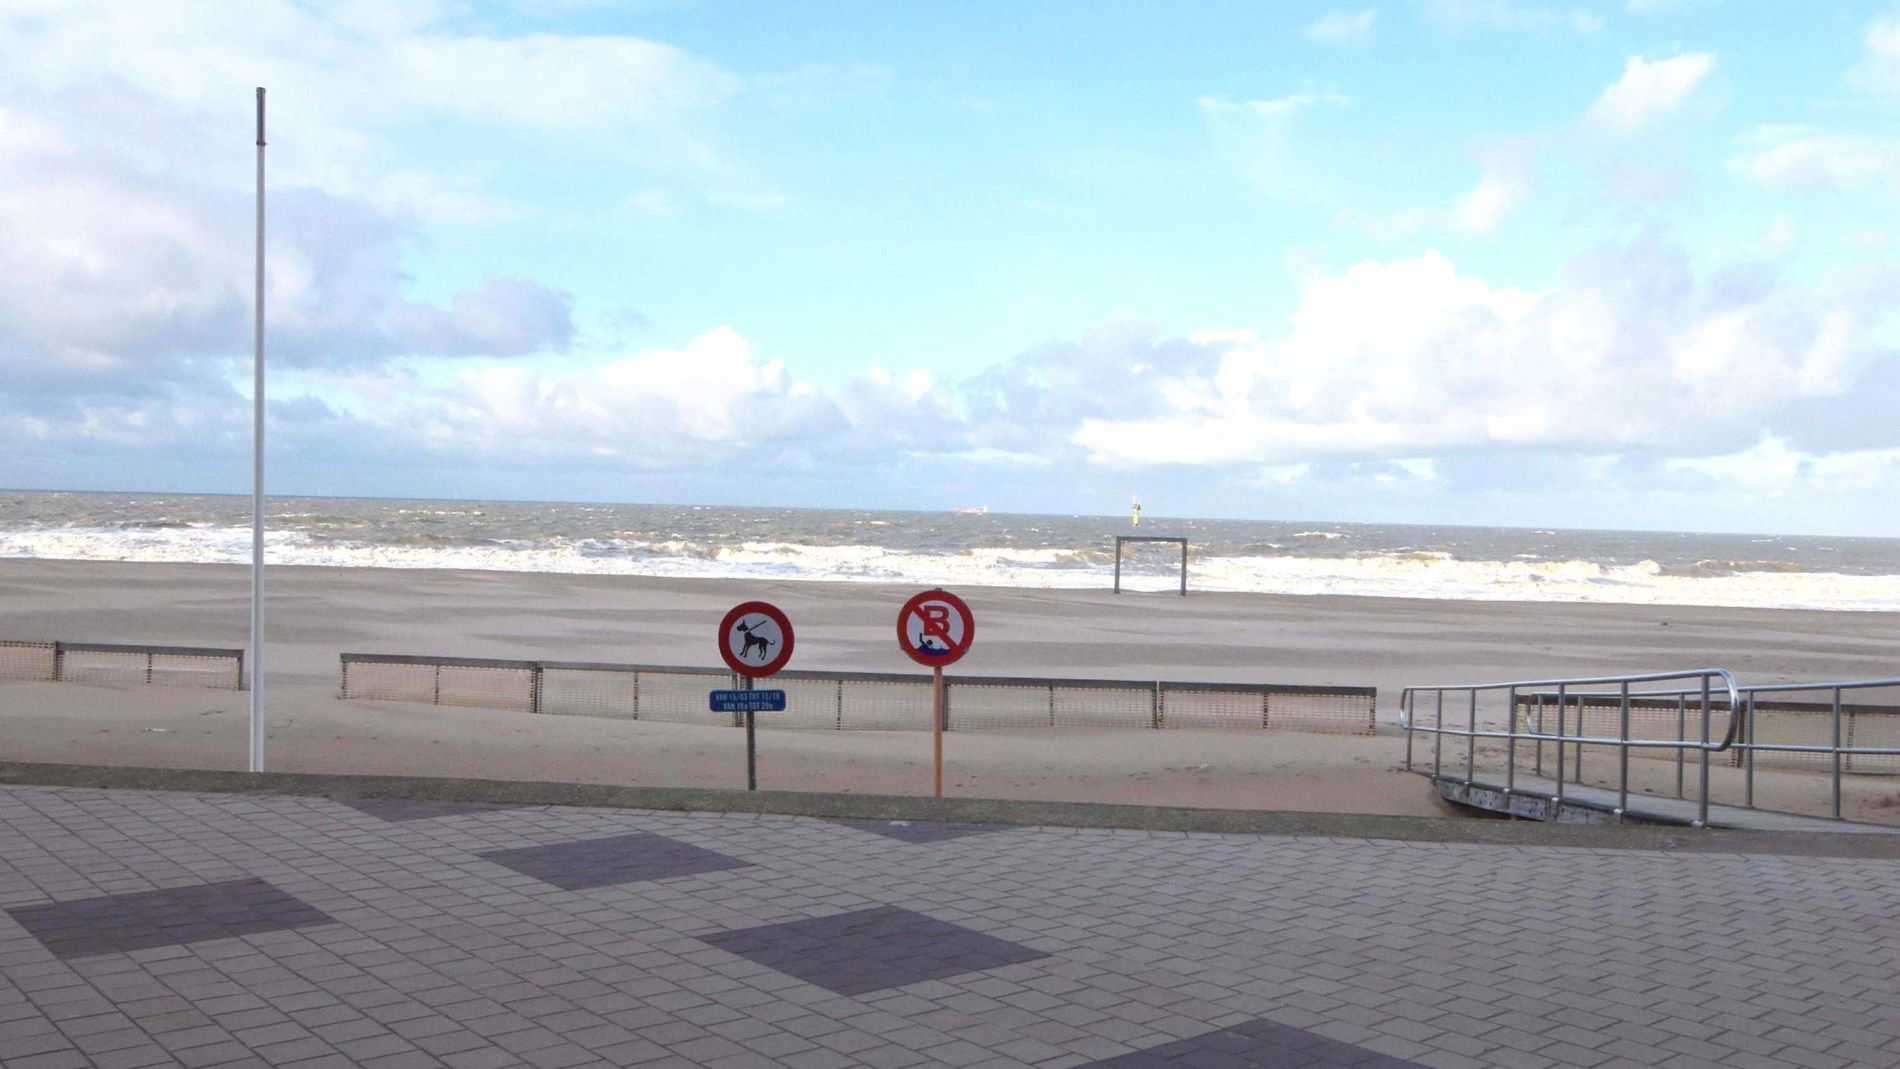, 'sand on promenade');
3,557,1900,818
